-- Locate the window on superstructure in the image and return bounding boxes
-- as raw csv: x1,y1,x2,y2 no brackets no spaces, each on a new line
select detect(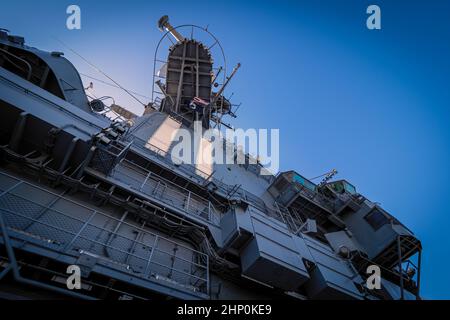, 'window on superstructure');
293,174,316,192
343,181,357,195
364,208,390,230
